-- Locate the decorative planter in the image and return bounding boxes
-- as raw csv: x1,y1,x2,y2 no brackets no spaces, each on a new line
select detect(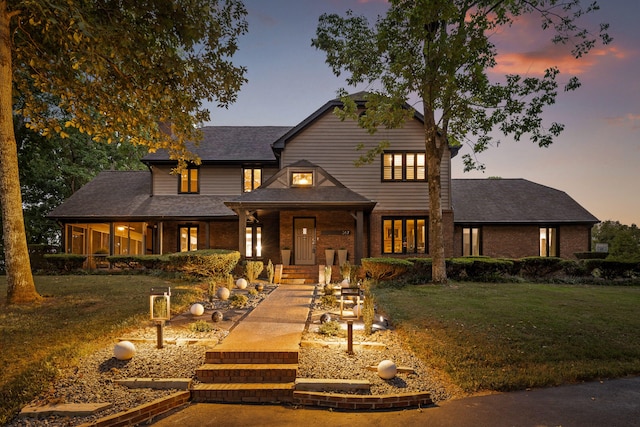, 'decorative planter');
281,249,291,266
325,249,335,266
337,249,348,267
